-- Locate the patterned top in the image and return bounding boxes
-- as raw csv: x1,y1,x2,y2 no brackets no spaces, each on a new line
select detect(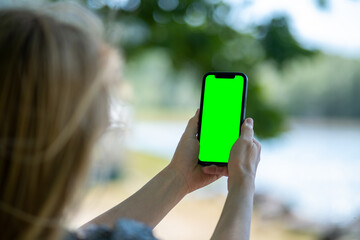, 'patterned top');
65,219,158,240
